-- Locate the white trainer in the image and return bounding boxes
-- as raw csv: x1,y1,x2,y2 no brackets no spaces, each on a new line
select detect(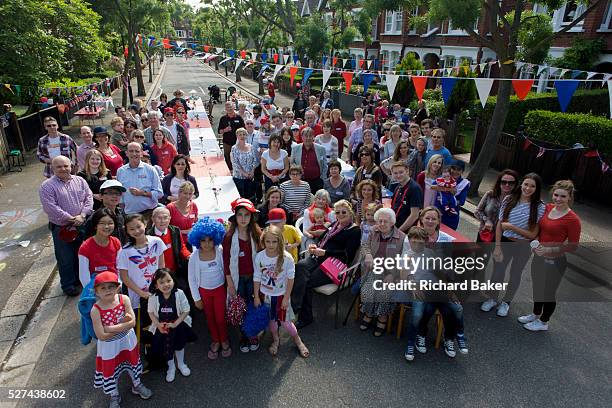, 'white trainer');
496,301,510,317
518,313,539,324
480,299,497,312
166,367,176,383
177,364,191,377
524,319,549,331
